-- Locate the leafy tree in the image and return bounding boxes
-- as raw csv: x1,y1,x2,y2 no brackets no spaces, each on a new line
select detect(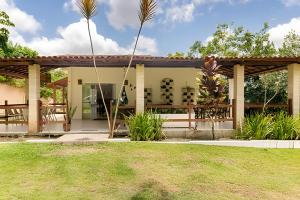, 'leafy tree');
0,11,14,54
189,23,276,57
279,30,300,57
168,51,186,58
0,10,65,100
